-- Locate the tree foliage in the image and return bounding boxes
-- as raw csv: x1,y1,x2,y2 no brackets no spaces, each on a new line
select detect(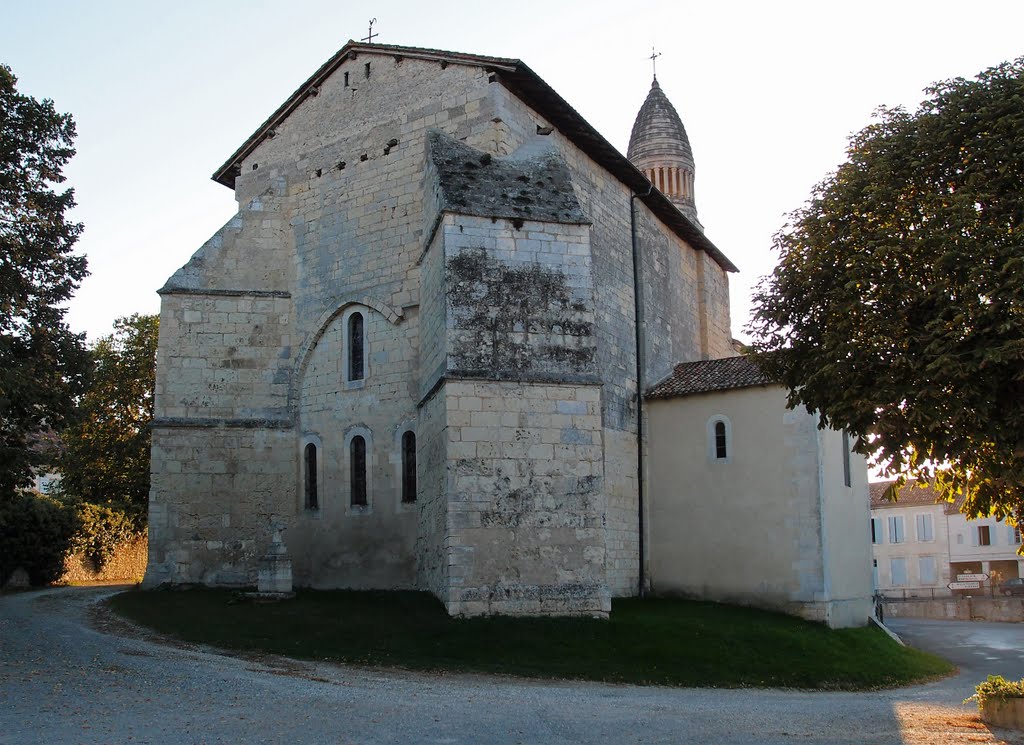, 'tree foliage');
0,490,79,586
748,58,1024,521
58,314,158,515
0,63,88,496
